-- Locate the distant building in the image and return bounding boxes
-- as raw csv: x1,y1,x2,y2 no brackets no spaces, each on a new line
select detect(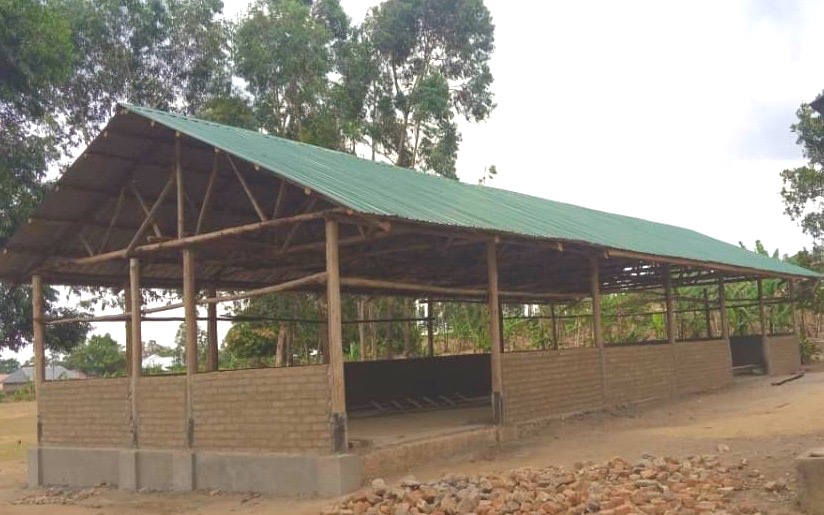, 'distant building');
0,366,83,394
0,374,7,391
143,354,175,370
